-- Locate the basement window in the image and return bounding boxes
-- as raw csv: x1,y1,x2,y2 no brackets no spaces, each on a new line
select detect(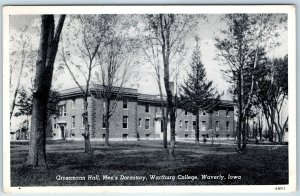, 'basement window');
123,134,128,140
